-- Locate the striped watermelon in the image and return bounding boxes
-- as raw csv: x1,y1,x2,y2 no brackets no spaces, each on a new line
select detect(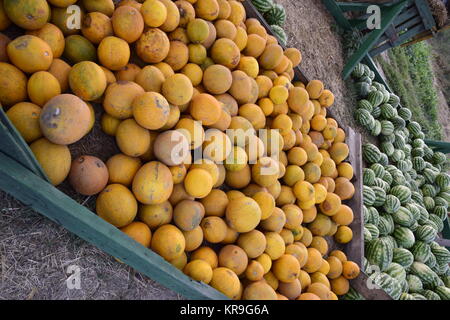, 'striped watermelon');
434,197,448,209
372,105,382,118
378,153,389,166
392,207,415,228
373,178,389,193
397,160,409,173
399,293,415,300
383,195,401,214
409,262,441,289
393,133,406,149
270,25,287,46
392,116,406,130
420,290,441,300
423,196,435,211
367,90,385,107
415,225,438,244
422,184,437,197
363,144,381,164
432,152,447,165
370,120,382,136
423,168,437,184
366,223,380,239
355,108,375,128
425,252,437,269
380,120,395,136
370,163,385,178
352,64,365,79
436,173,450,188
364,227,373,242
411,241,432,263
406,203,421,221
412,139,425,148
433,206,447,221
383,171,393,185
363,168,376,186
407,121,422,138
251,0,274,13
393,248,414,268
369,272,402,300
378,215,394,236
380,103,397,120
407,274,423,293
430,244,450,265
411,293,427,300
380,141,395,157
393,226,415,249
398,107,412,121
358,99,373,112
385,262,406,282
363,186,376,206
388,93,400,108
390,185,411,204
342,287,366,300
411,148,425,158
368,207,380,225
412,157,426,172
355,82,371,98
264,3,286,26
435,286,450,300
366,239,393,271
372,186,386,207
